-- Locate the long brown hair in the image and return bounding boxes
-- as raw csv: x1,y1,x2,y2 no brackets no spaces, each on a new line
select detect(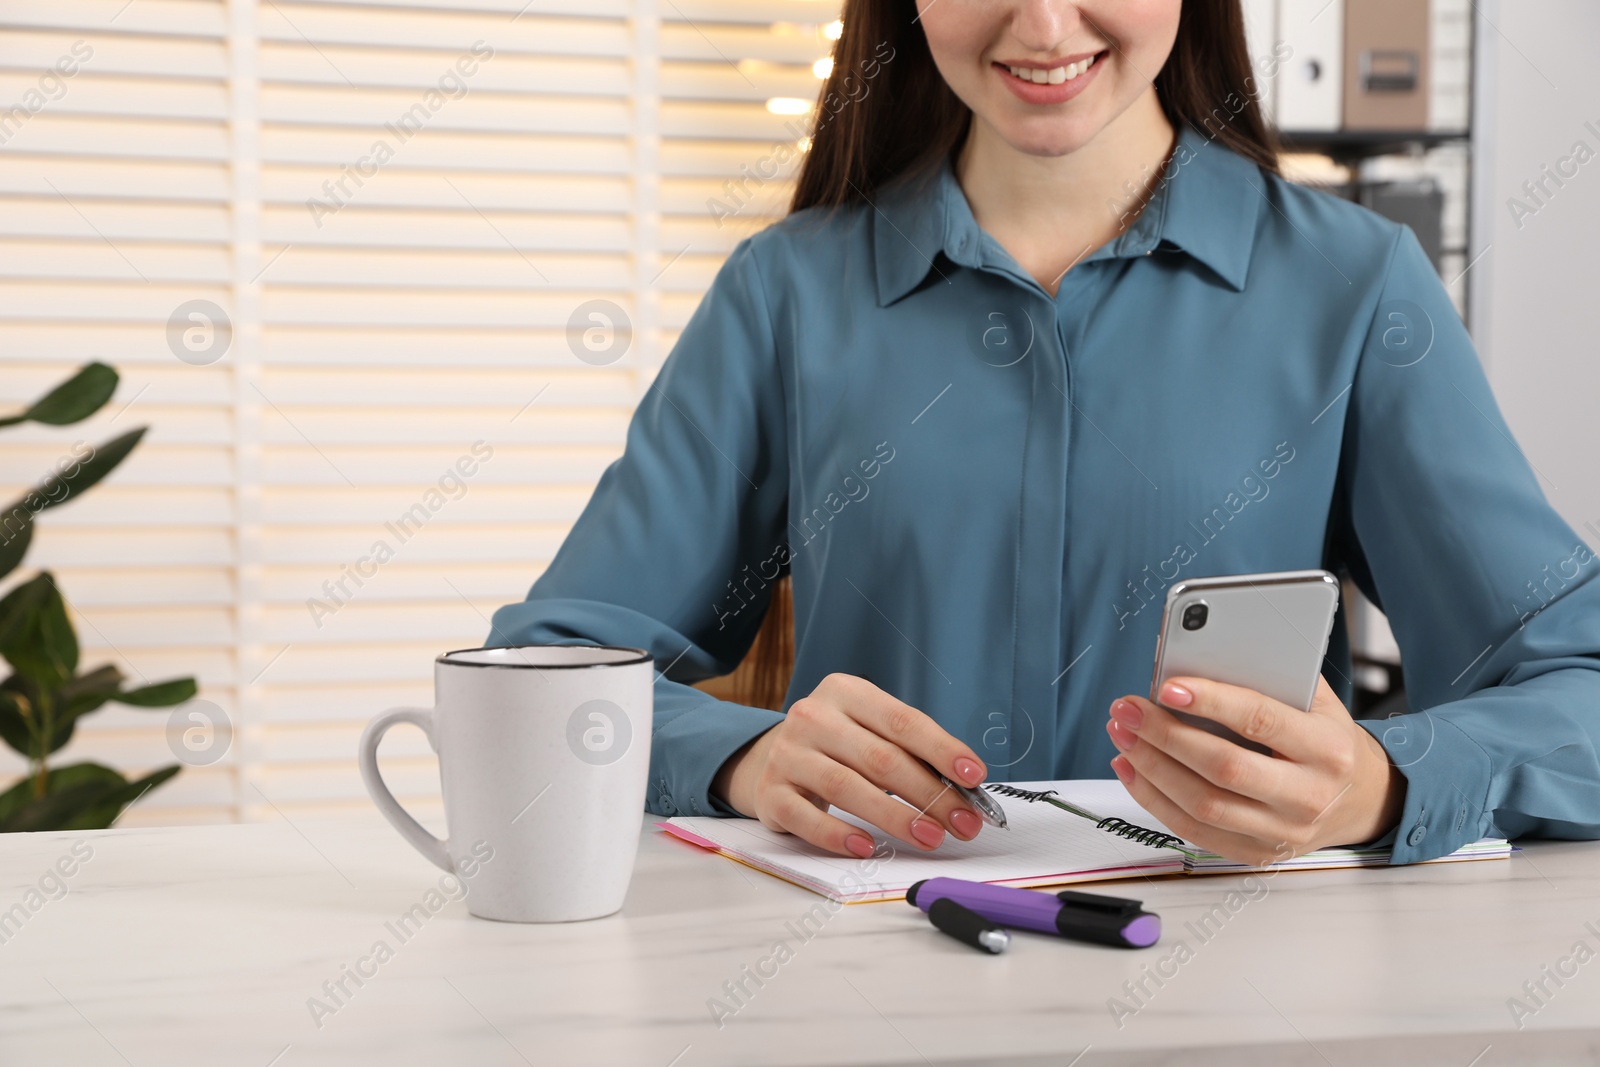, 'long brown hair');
791,0,1280,214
